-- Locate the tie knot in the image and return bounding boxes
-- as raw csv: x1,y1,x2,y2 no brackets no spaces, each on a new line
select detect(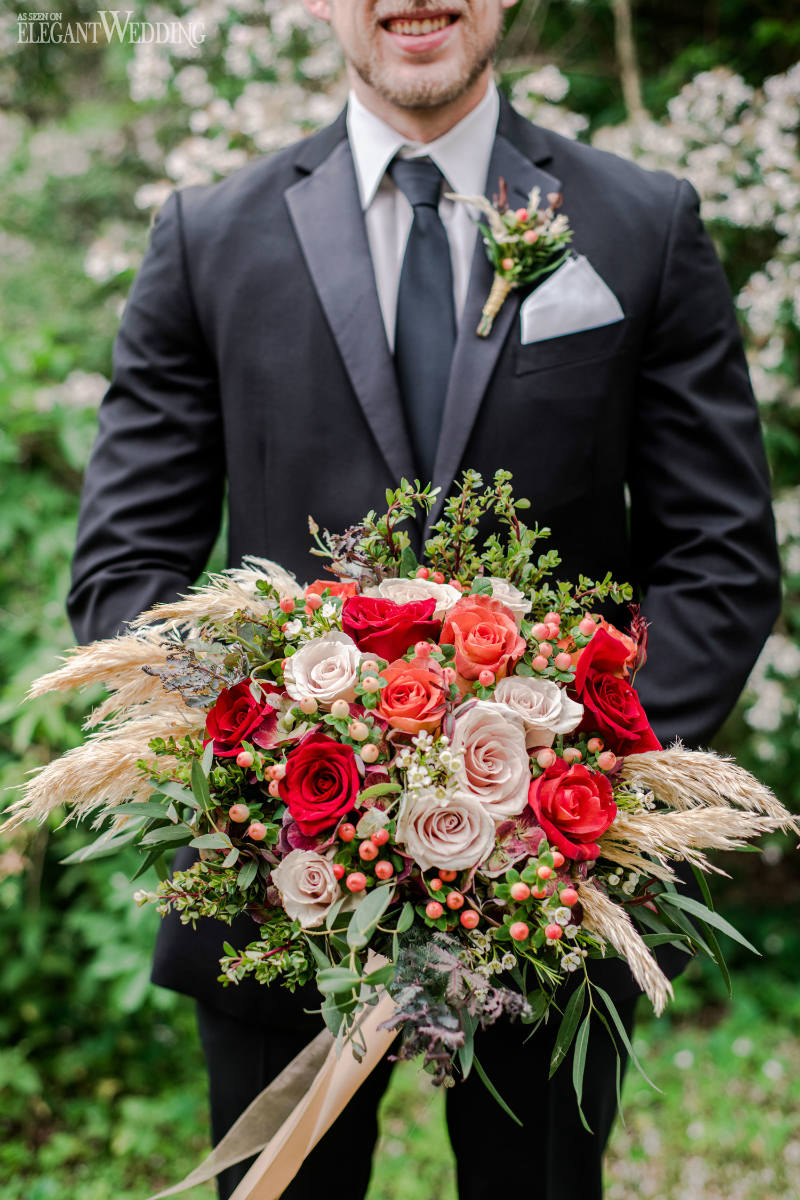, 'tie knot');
389,156,444,209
